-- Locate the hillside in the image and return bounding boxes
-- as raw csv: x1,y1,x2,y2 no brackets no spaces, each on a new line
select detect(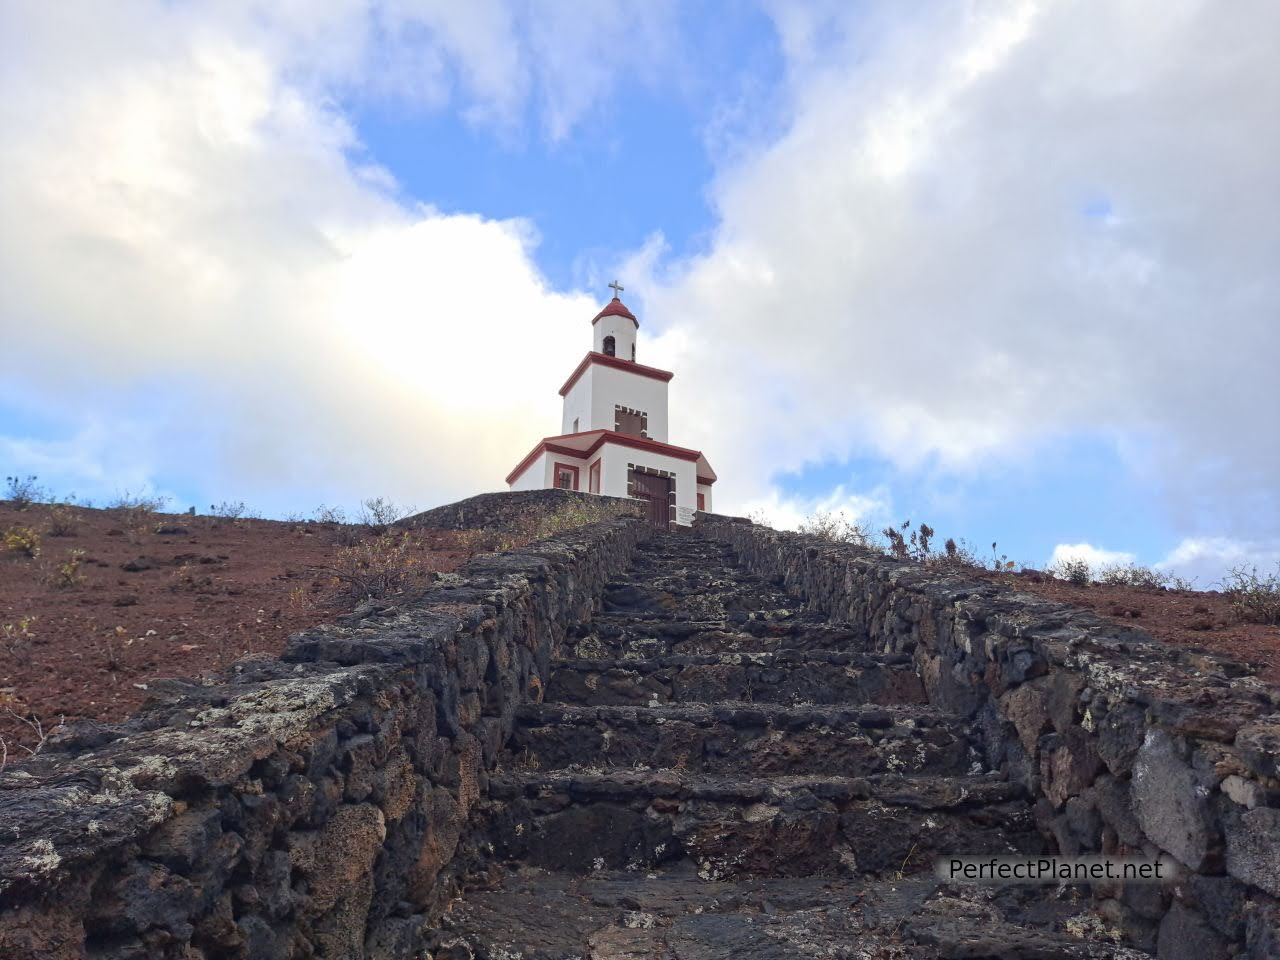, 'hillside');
1,493,1276,762
969,566,1279,684
0,501,477,757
